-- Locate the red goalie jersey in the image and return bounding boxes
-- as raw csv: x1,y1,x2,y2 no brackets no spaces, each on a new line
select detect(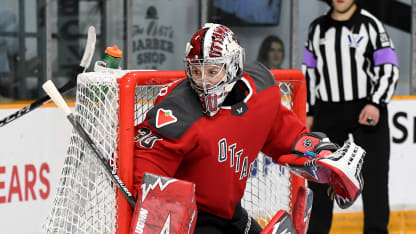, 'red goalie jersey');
133,62,307,220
